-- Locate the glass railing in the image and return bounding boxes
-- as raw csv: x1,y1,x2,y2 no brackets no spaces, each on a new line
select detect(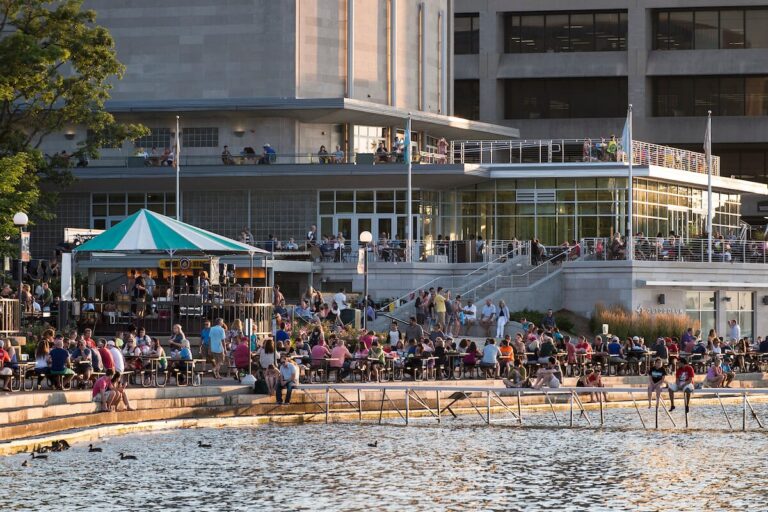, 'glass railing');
580,237,765,263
